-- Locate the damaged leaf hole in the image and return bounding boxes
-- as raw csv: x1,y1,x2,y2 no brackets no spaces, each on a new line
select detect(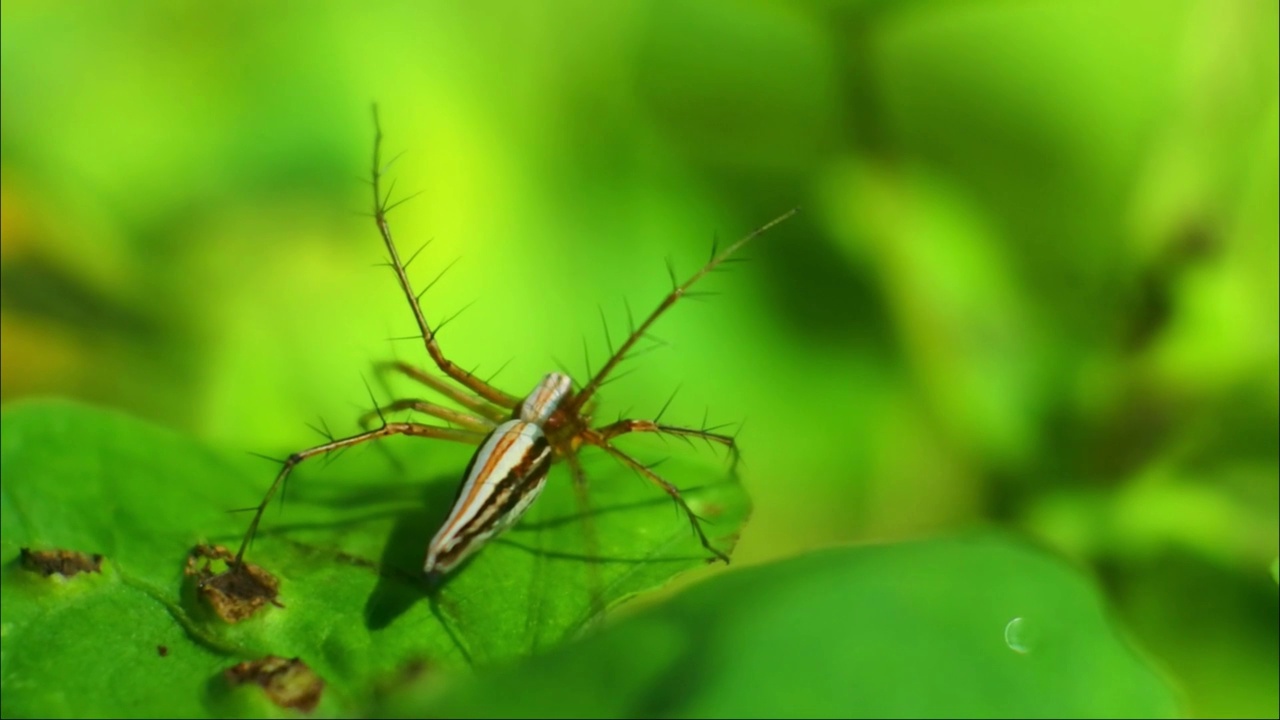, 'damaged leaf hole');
19,547,104,578
224,655,325,714
185,544,282,623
